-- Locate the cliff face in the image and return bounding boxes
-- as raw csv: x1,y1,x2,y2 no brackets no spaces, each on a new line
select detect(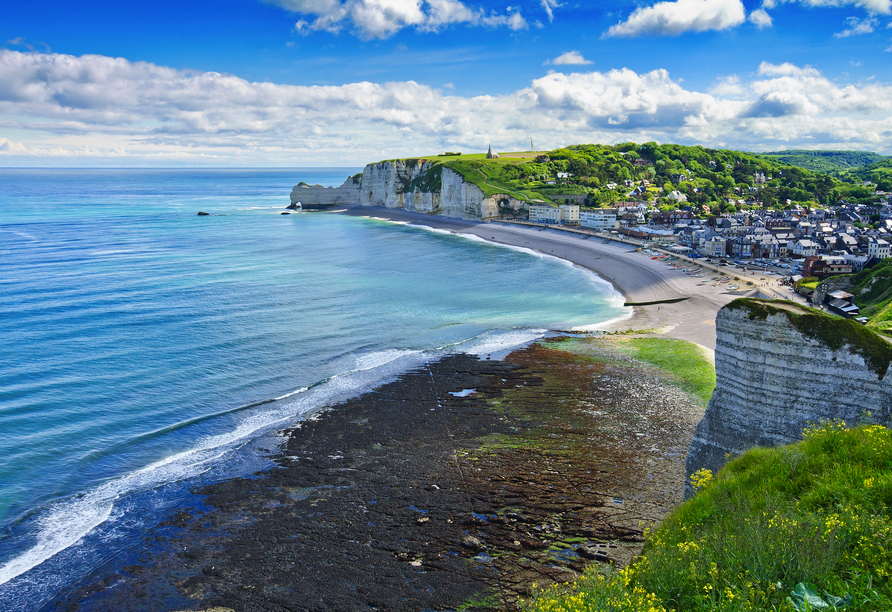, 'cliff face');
685,299,892,496
290,176,362,209
293,160,527,220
